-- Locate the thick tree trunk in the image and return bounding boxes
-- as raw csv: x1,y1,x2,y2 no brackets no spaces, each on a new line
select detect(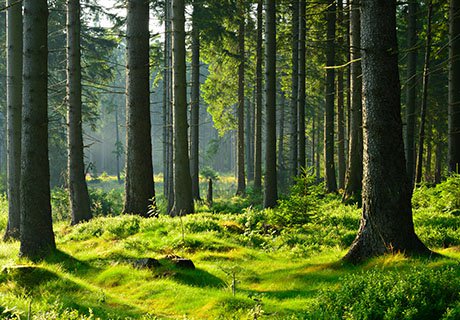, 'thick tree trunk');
298,0,306,171
172,0,194,216
343,0,362,202
4,0,22,240
290,0,299,180
67,0,92,225
20,0,56,258
337,0,346,190
190,1,201,200
449,0,460,173
236,1,246,196
415,1,433,184
343,0,430,264
254,0,263,192
124,0,156,217
264,0,278,208
405,1,418,185
324,0,337,193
